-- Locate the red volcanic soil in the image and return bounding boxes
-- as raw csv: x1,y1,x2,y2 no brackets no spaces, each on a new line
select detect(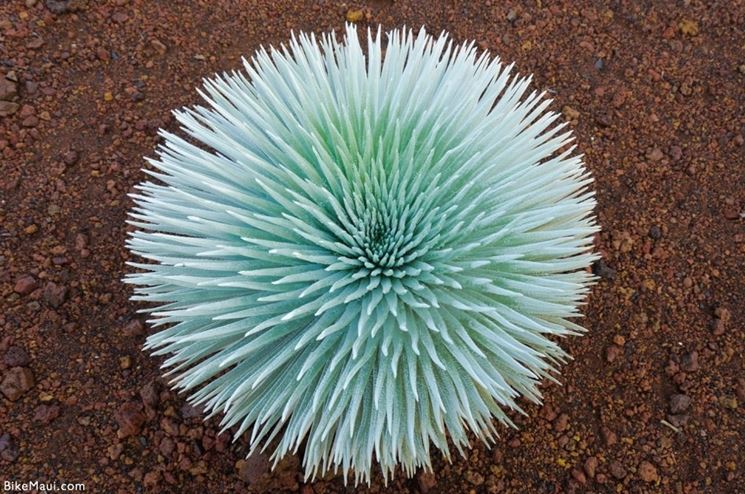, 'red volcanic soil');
0,1,743,493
